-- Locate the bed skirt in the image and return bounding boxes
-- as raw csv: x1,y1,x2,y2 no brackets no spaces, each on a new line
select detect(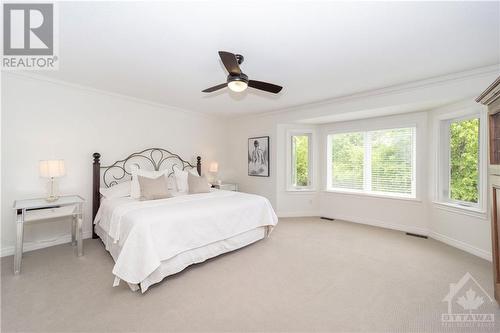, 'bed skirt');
95,224,267,292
